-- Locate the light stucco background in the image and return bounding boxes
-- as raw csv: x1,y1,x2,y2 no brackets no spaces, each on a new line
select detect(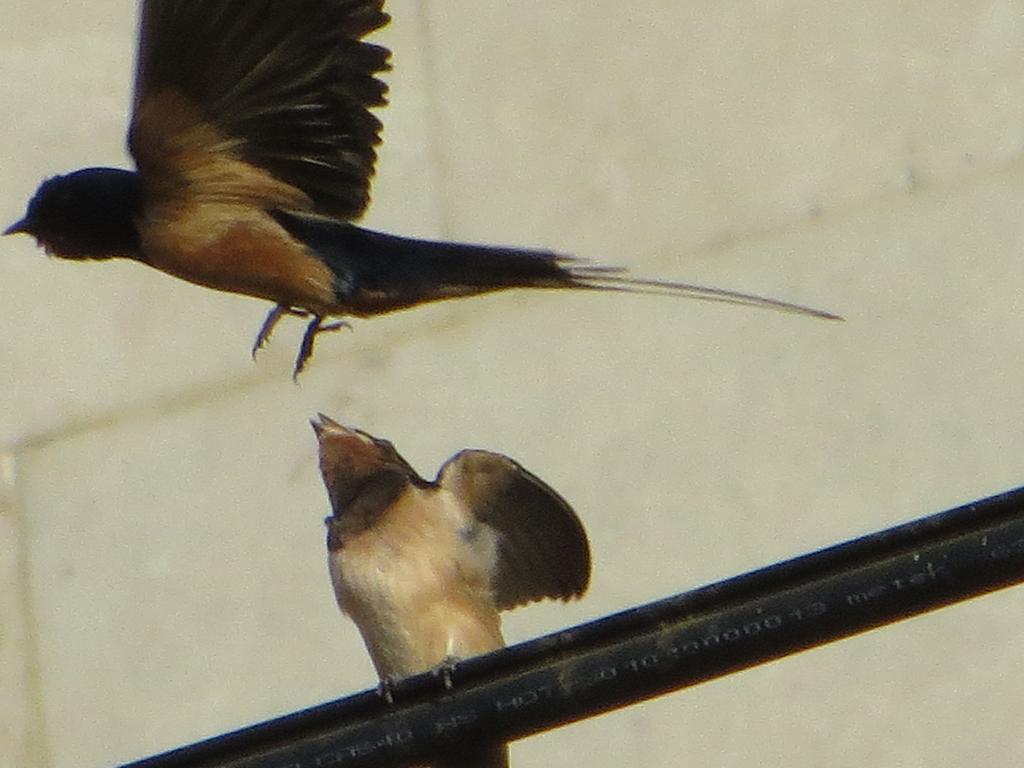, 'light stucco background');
3,1,1024,766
